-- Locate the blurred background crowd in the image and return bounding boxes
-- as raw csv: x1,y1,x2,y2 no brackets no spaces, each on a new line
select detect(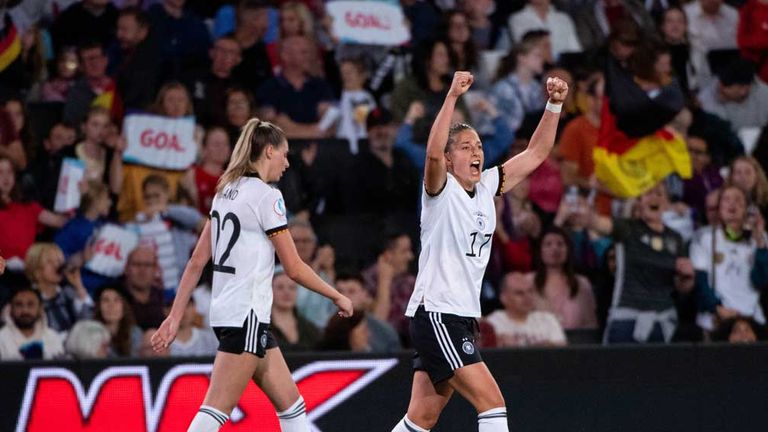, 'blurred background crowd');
0,0,767,361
